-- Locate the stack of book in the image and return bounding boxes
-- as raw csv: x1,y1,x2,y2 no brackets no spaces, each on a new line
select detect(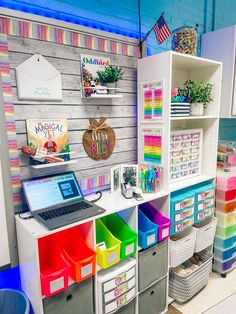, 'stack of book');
171,103,190,117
